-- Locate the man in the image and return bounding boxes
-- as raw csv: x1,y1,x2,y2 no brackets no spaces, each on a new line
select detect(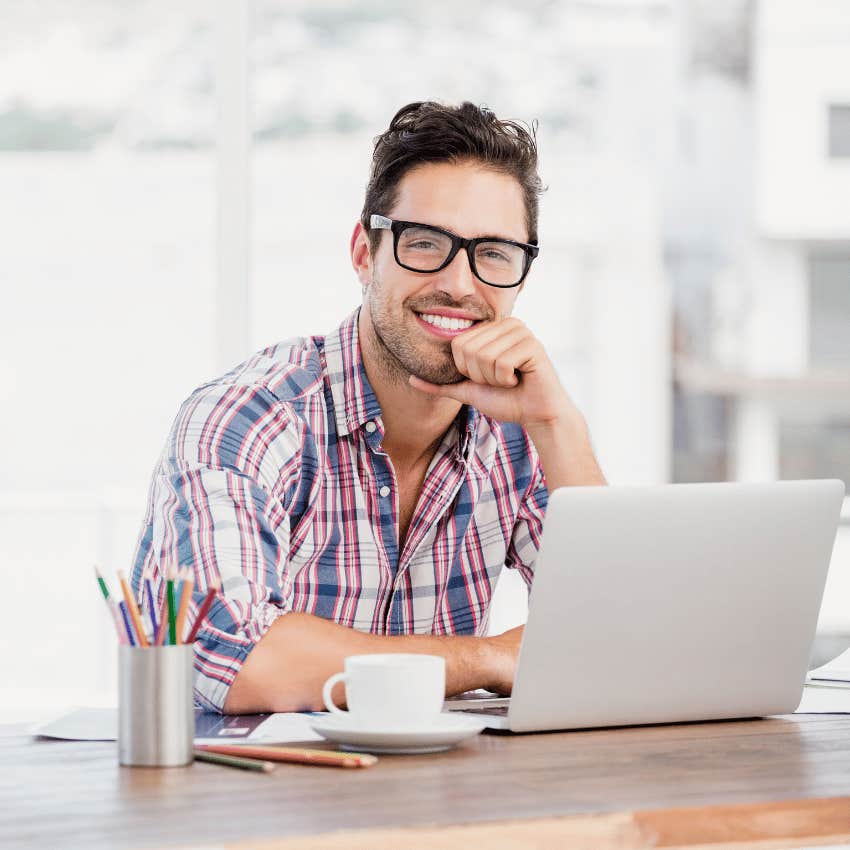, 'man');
131,101,606,714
